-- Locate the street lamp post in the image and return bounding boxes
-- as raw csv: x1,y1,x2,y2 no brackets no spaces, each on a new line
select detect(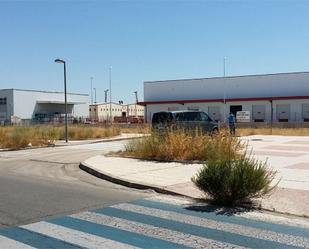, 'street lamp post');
54,58,68,143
